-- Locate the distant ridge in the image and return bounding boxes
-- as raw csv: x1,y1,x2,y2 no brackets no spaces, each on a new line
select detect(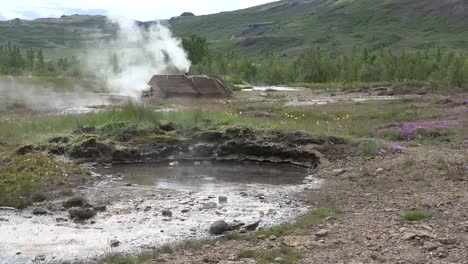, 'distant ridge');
1,0,467,55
